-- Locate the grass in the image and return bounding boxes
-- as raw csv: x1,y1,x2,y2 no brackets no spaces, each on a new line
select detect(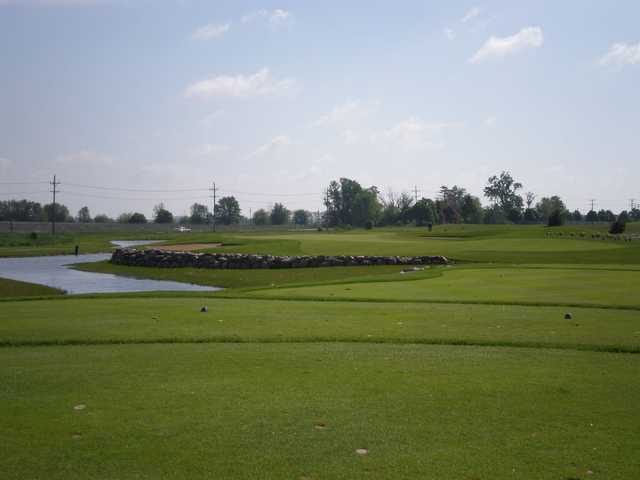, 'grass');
1,343,639,479
2,224,640,478
251,265,640,308
1,297,639,352
0,277,64,298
